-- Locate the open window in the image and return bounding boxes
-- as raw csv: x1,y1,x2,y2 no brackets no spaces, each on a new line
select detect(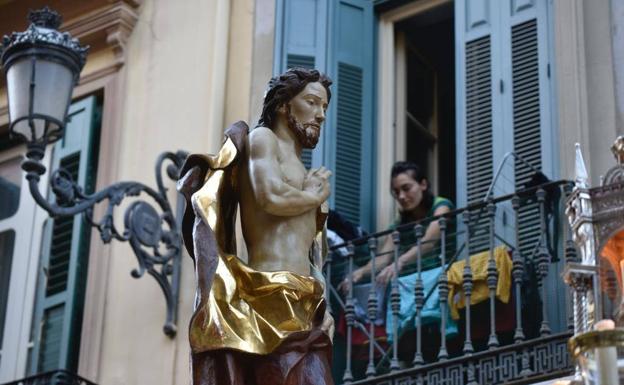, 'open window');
394,3,455,201
376,0,455,229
